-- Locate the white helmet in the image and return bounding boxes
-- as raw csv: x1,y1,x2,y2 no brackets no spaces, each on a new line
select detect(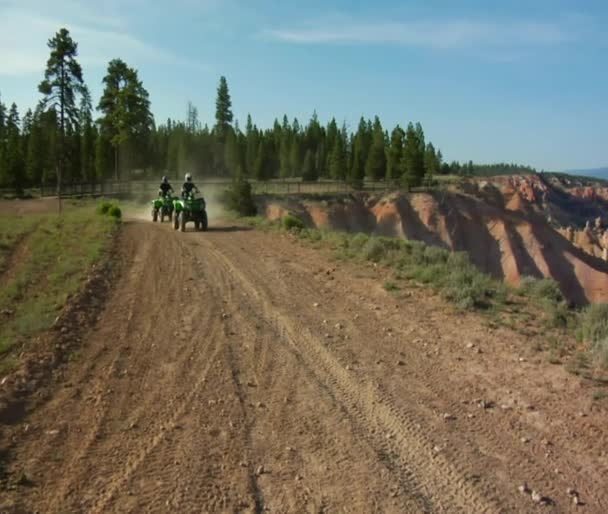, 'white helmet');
185,173,192,182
